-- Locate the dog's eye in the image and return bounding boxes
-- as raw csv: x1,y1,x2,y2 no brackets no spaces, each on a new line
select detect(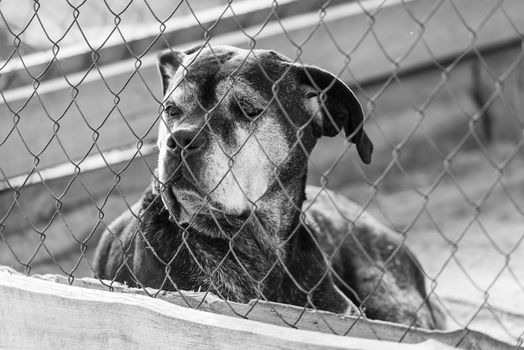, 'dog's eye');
164,104,182,118
305,91,318,99
235,98,263,119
